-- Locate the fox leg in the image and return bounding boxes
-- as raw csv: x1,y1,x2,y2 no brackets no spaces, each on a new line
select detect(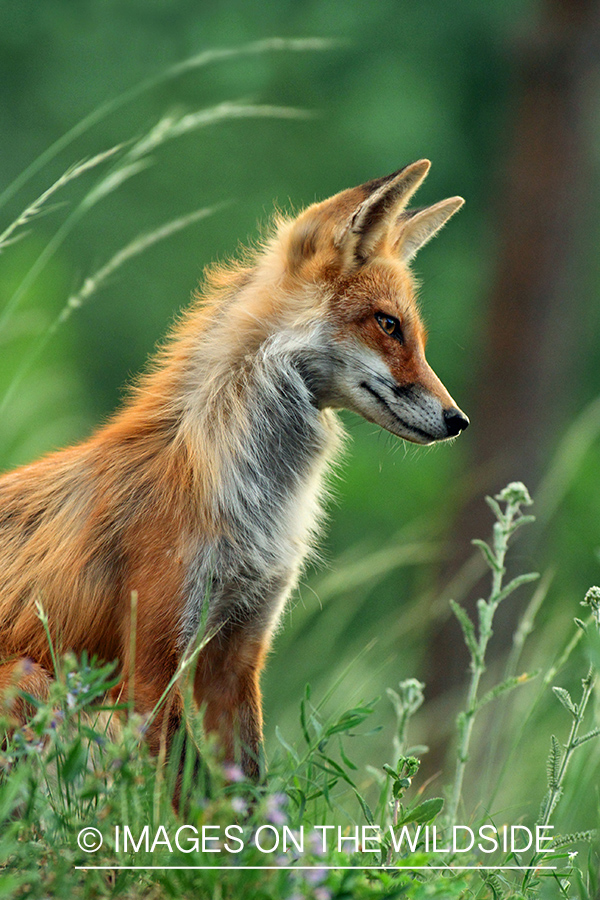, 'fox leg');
113,660,202,809
194,626,267,780
114,603,211,809
112,670,183,753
